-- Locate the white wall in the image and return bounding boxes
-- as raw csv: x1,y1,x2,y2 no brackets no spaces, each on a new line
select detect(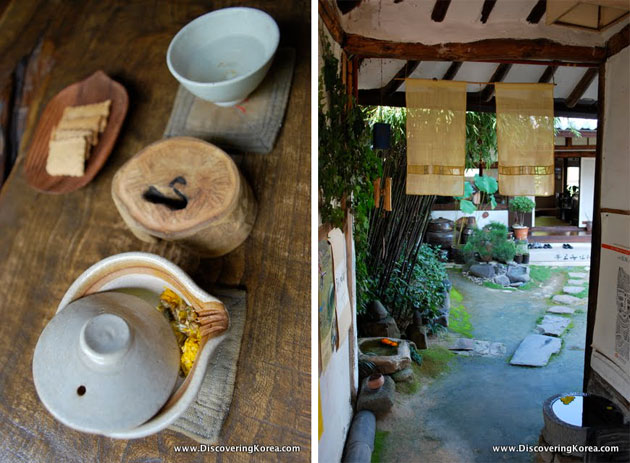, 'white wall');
319,20,358,461
319,334,355,462
600,47,630,212
589,45,630,413
579,157,595,227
